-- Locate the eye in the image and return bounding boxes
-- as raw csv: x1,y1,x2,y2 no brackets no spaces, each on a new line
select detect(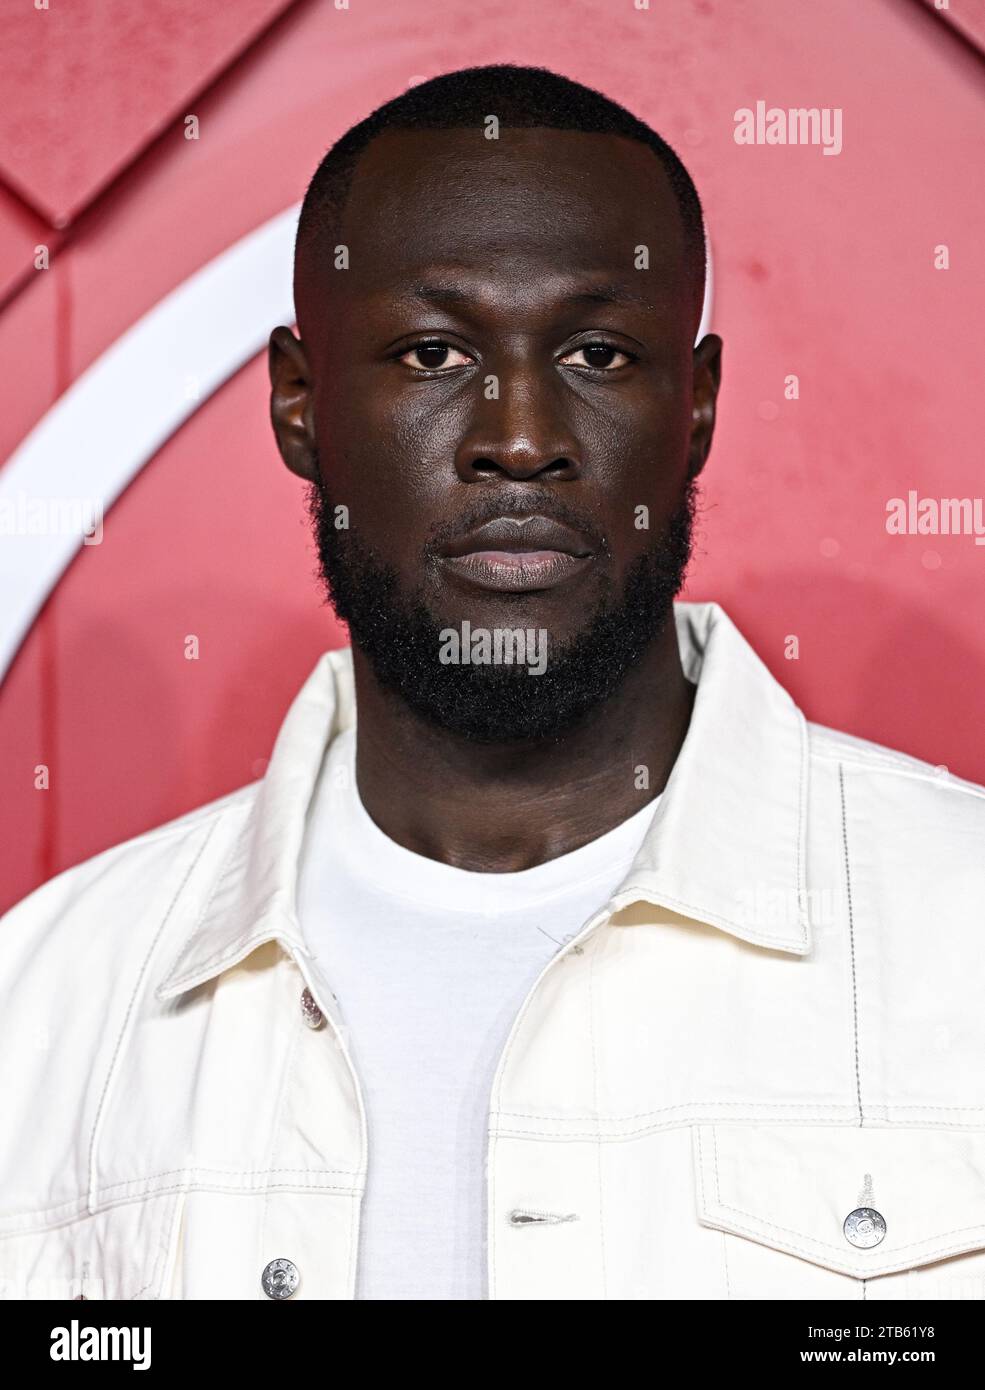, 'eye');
398,340,474,371
559,342,636,371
